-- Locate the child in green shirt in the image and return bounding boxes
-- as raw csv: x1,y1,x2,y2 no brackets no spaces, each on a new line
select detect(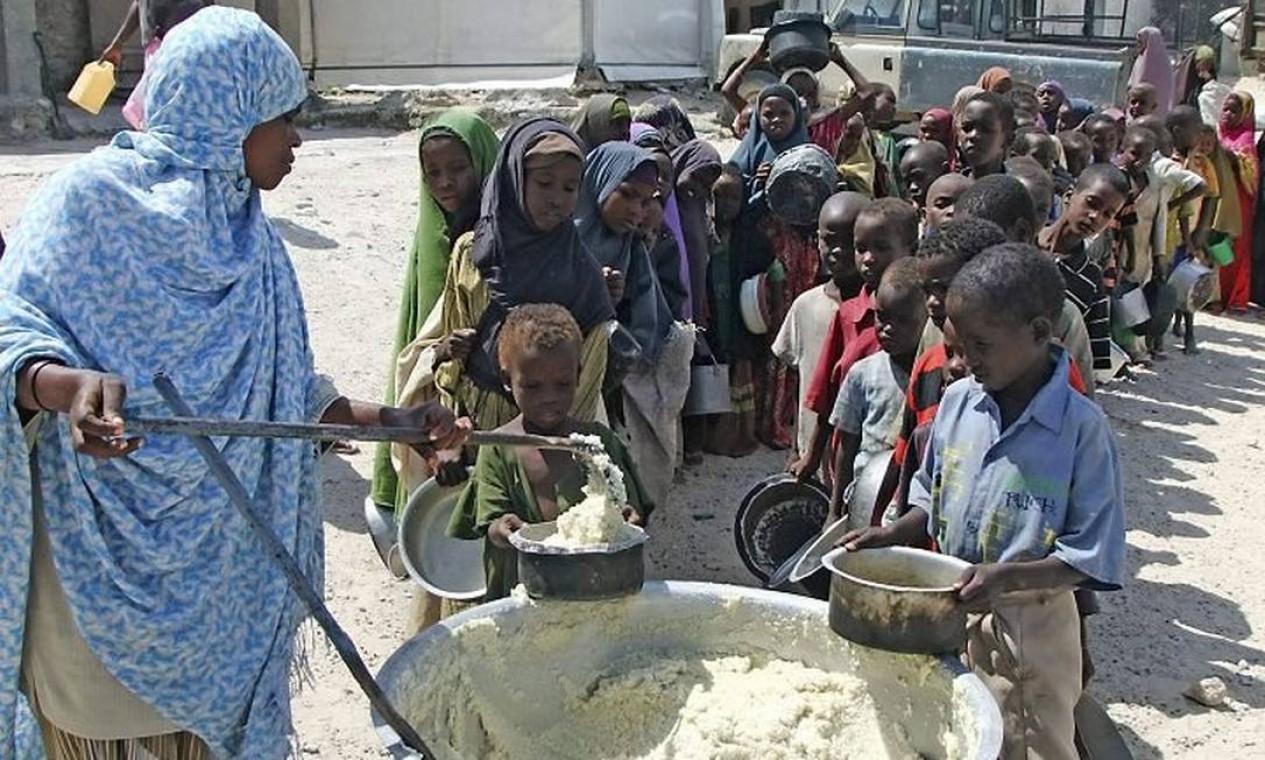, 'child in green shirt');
448,304,651,599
